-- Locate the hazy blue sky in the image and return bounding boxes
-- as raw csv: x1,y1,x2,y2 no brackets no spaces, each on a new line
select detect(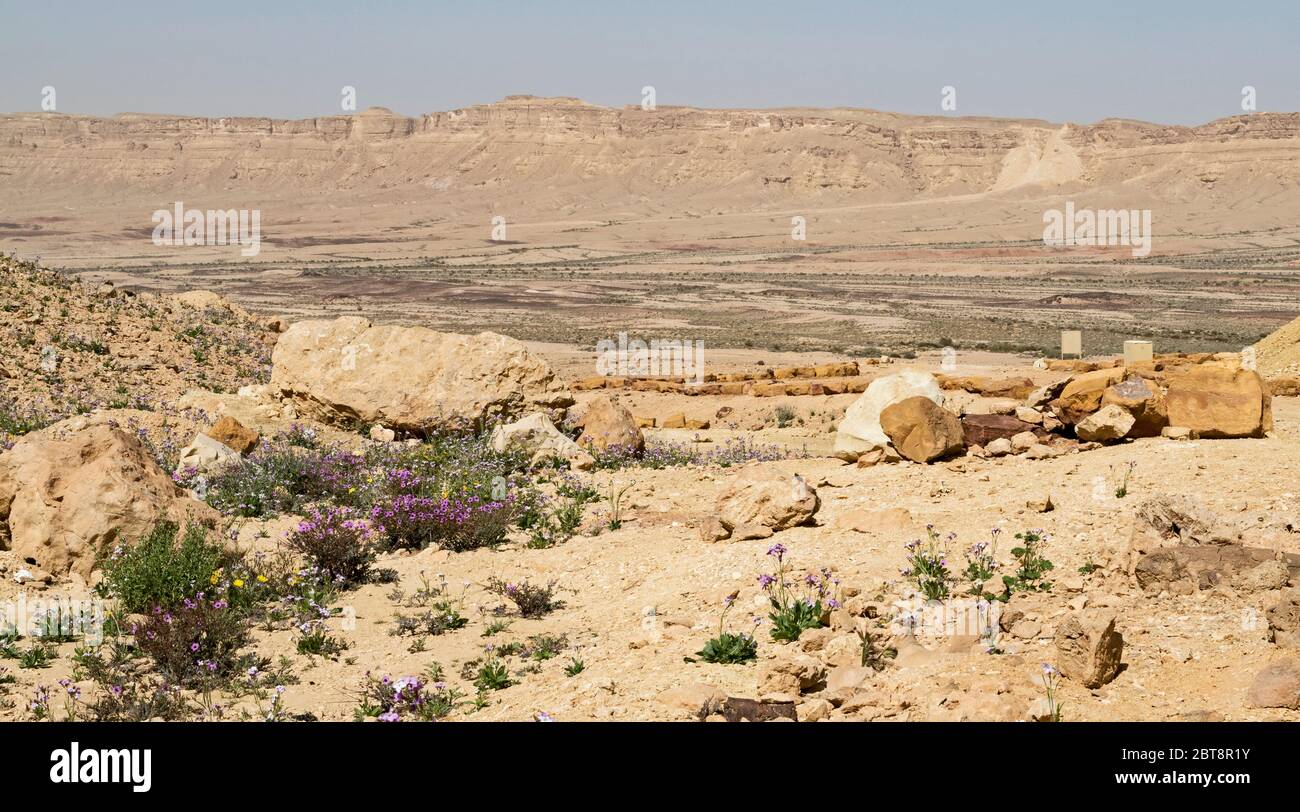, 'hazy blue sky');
1,1,1296,124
